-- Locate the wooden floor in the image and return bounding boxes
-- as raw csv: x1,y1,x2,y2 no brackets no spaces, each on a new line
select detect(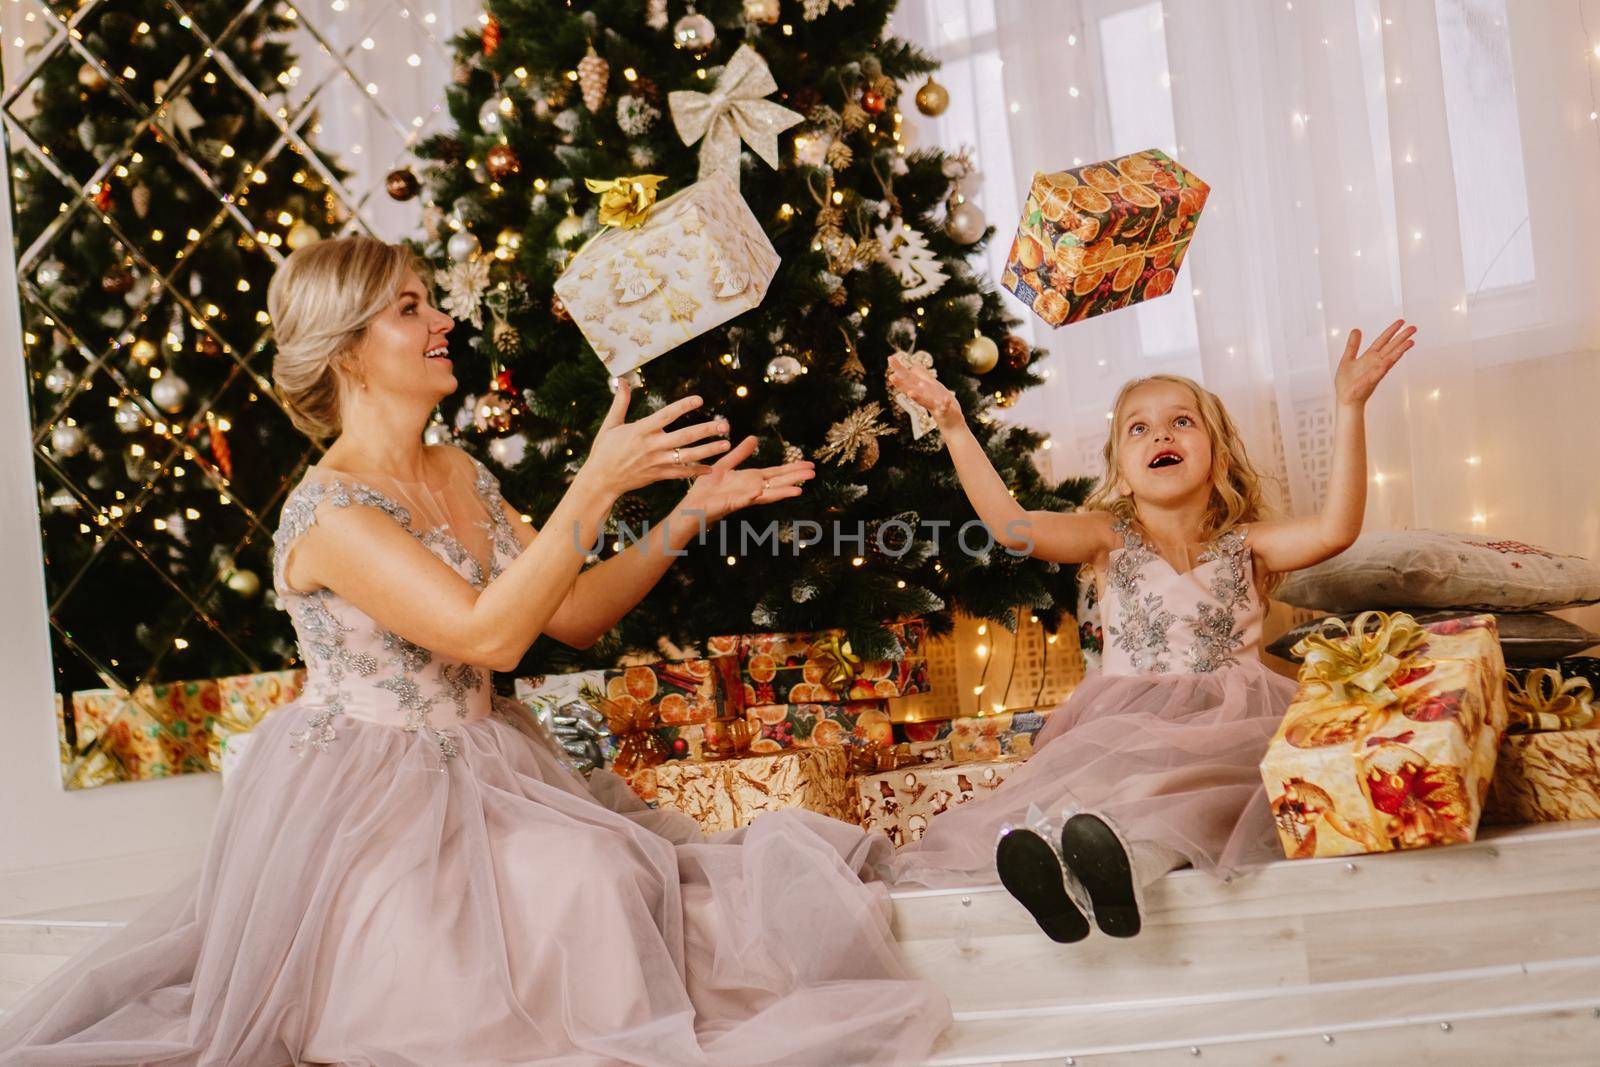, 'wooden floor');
4,824,1599,1063
895,821,1600,1064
